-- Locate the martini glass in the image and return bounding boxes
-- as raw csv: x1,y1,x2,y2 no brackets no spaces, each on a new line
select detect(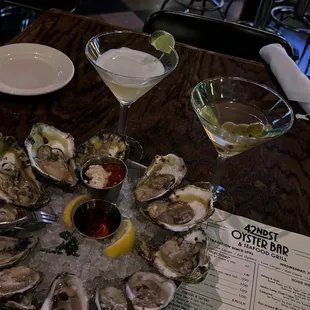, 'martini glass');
191,77,294,222
85,31,179,162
